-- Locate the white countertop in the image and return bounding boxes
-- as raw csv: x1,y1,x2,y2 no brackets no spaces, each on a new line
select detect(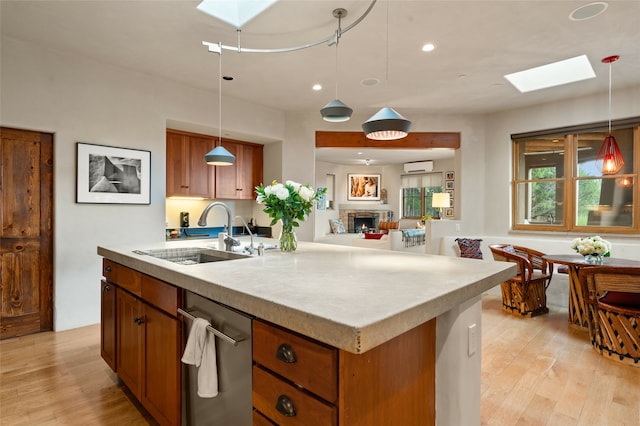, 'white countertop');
98,239,516,354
